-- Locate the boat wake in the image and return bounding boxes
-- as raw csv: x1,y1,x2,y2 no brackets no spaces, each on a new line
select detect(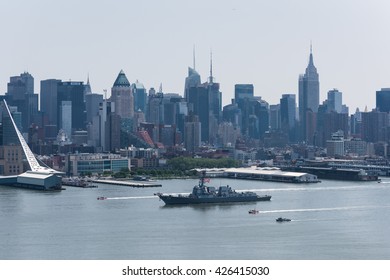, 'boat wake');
241,184,387,193
259,205,390,214
105,196,156,200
